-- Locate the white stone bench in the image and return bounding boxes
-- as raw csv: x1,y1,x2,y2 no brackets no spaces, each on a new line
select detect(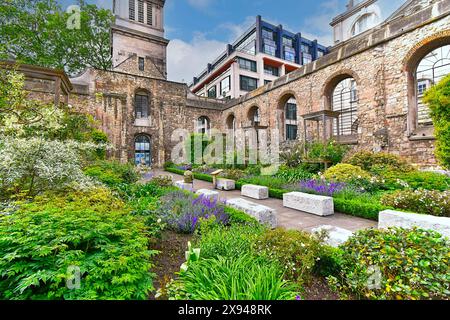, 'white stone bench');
379,210,450,238
283,192,334,216
216,178,235,191
311,225,353,247
196,189,220,201
227,198,277,228
174,180,194,192
241,184,269,200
